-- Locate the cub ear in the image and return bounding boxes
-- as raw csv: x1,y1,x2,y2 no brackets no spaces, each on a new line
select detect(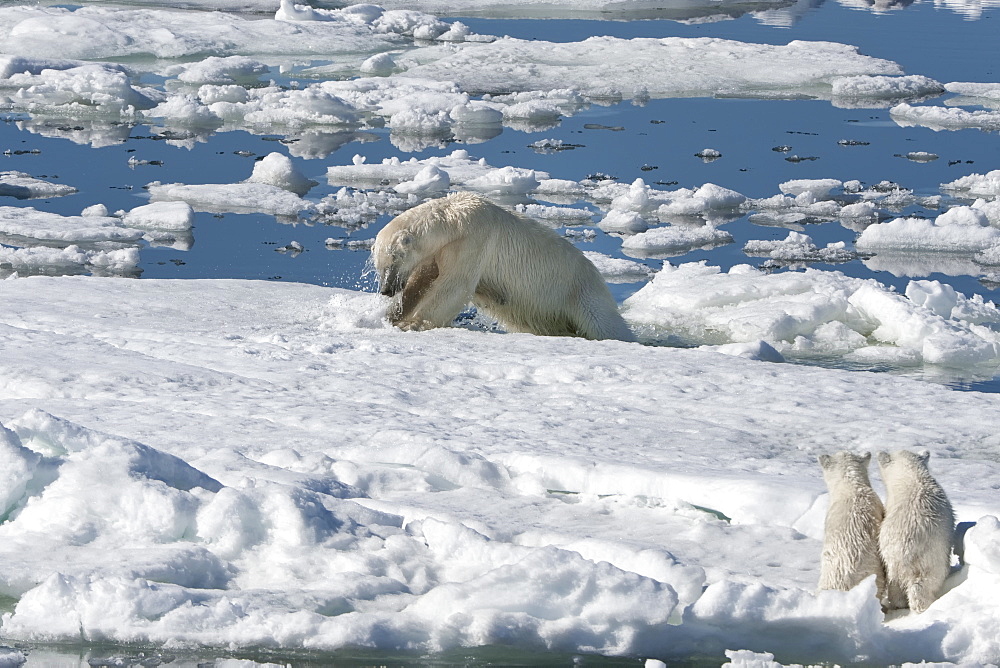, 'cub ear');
860,452,872,465
918,449,931,463
818,454,832,469
877,451,891,466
